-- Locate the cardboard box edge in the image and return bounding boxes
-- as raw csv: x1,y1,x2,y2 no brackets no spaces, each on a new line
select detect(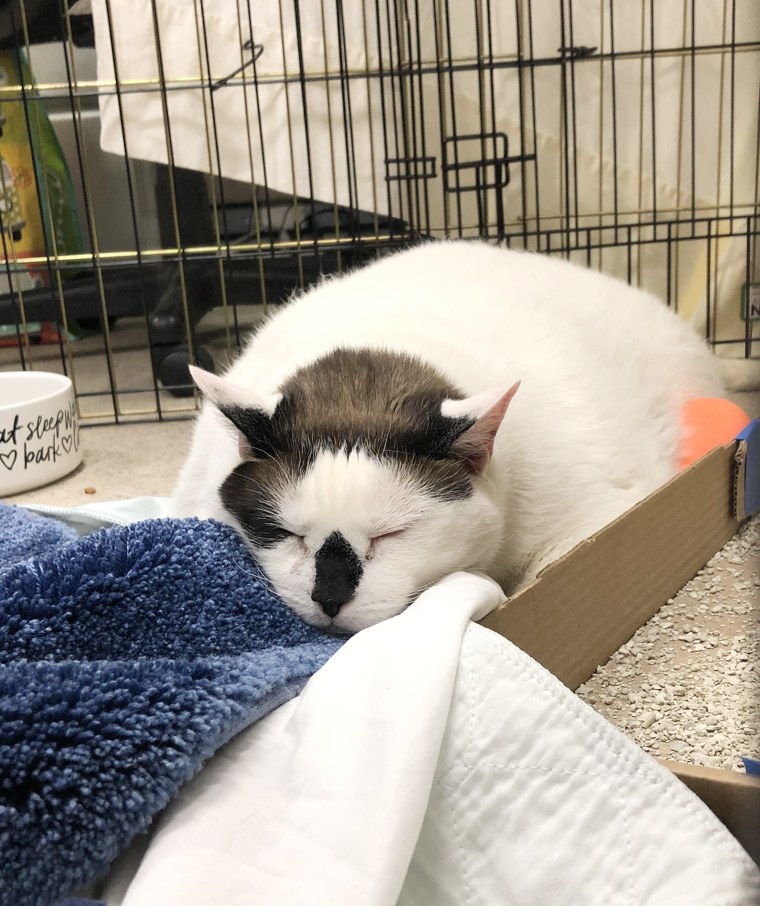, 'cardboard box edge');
662,760,760,865
479,440,743,689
